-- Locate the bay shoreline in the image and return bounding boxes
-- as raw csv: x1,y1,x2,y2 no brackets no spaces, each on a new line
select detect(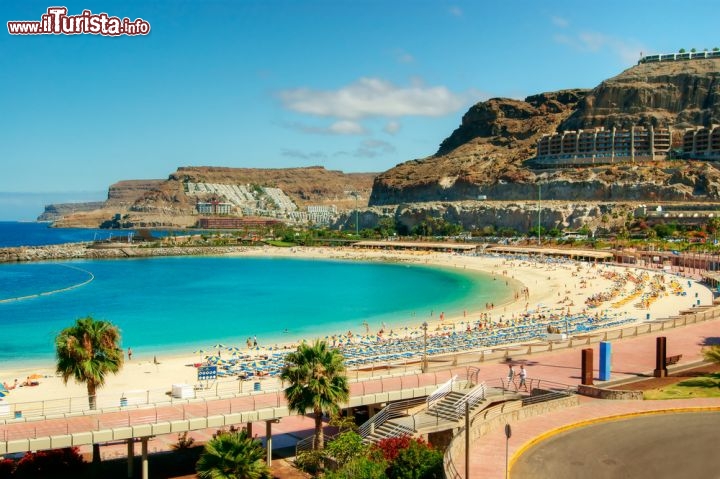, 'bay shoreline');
0,245,713,408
